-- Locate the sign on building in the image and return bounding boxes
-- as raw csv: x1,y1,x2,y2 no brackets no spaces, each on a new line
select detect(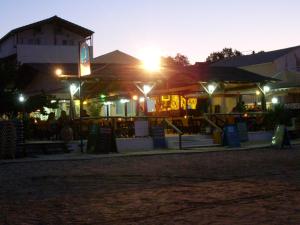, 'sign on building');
79,42,91,76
